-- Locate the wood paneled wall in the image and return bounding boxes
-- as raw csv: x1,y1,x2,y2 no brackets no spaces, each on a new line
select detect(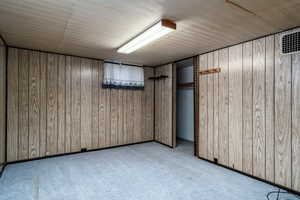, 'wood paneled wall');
197,29,300,192
6,47,154,162
0,40,6,171
154,64,176,147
